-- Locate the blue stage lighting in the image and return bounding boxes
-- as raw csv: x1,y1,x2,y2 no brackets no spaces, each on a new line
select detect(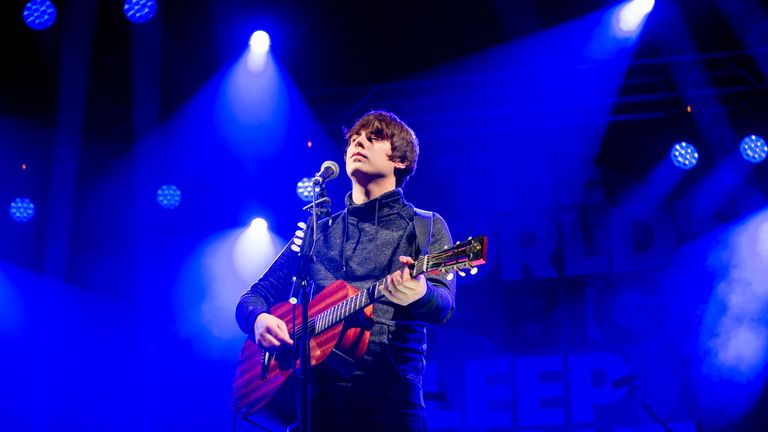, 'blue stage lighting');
250,217,268,232
9,198,35,222
123,0,157,23
249,31,271,54
615,0,654,34
740,135,767,164
296,177,320,202
23,0,57,30
156,185,181,209
670,142,699,170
